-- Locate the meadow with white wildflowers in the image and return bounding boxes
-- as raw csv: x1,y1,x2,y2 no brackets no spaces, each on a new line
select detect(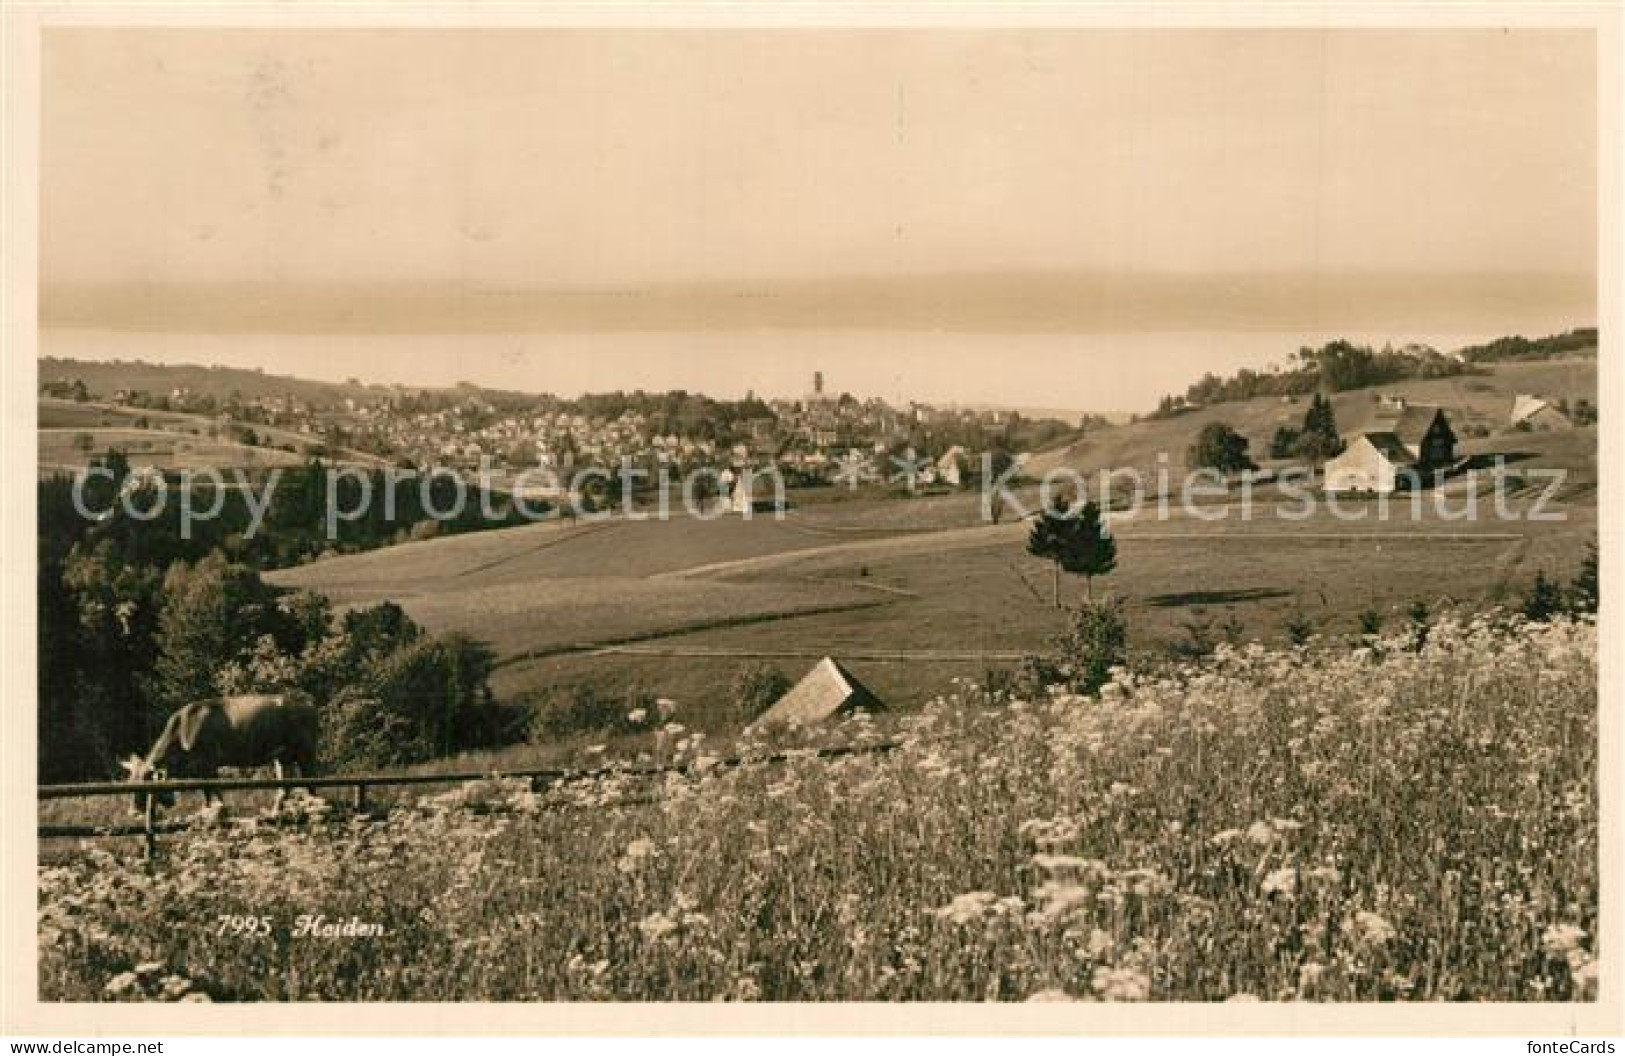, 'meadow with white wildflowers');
39,613,1597,1002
